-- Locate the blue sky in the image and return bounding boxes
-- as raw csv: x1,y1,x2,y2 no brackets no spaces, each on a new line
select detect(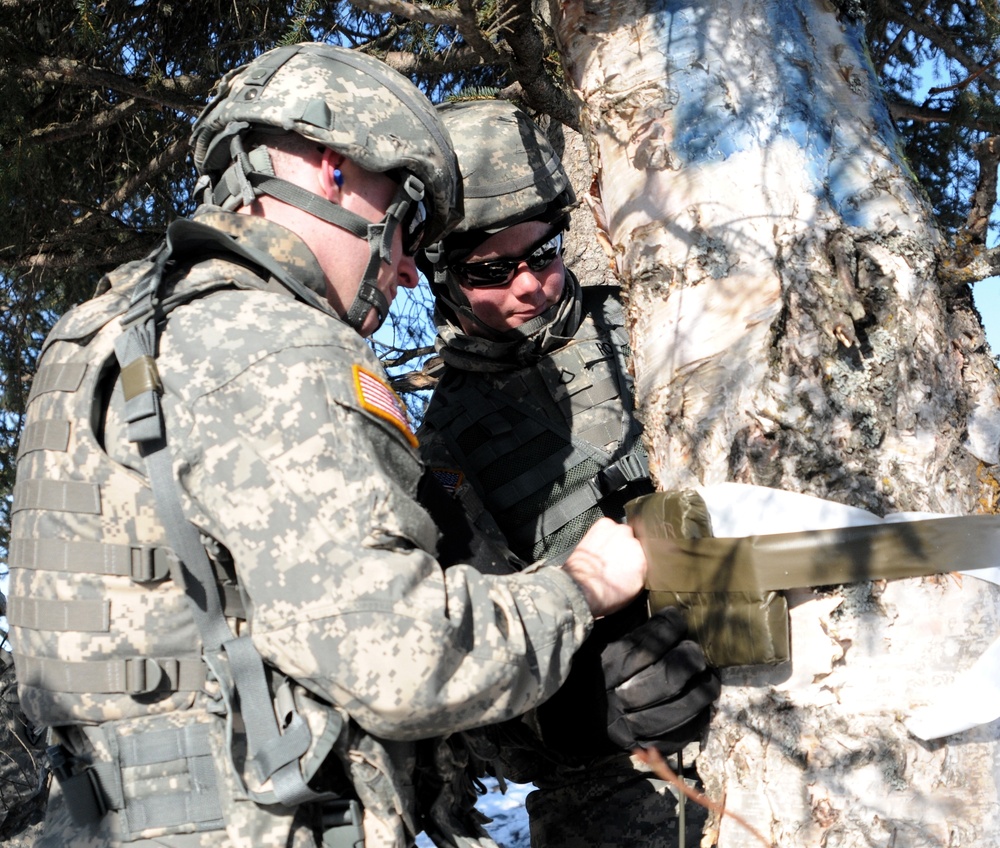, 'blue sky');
975,277,1000,350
